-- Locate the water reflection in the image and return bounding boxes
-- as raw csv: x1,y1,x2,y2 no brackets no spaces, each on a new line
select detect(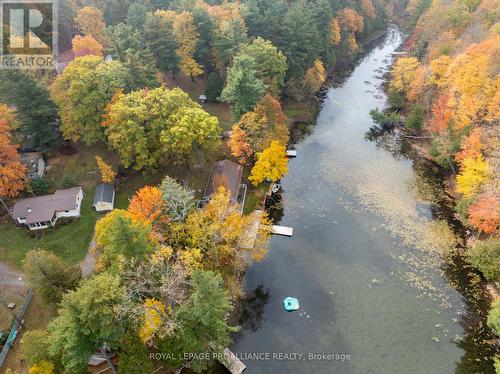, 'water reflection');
230,26,496,373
